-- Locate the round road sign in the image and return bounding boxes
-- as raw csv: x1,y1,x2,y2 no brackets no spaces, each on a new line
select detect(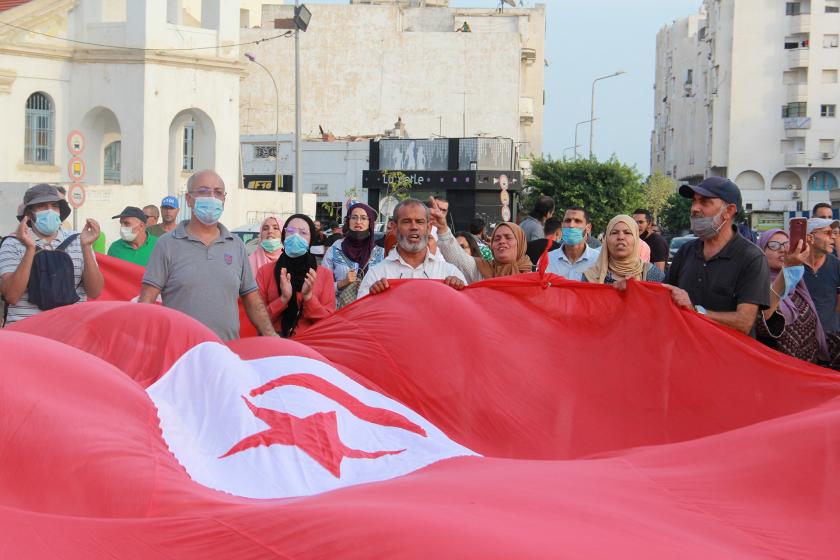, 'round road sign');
67,130,86,156
68,157,86,182
68,183,86,209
